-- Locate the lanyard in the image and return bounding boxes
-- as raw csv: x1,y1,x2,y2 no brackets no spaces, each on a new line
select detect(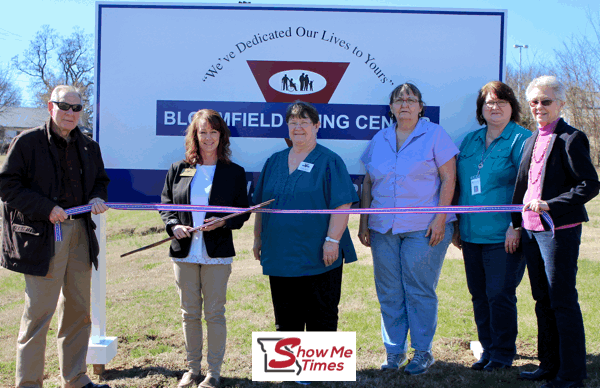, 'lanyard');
477,138,498,175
